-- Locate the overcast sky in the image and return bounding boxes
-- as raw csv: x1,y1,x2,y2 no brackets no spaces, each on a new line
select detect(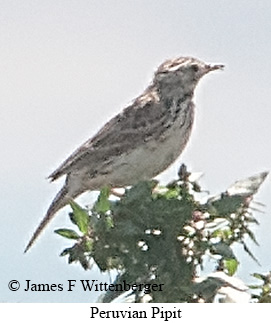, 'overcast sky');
1,0,271,302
